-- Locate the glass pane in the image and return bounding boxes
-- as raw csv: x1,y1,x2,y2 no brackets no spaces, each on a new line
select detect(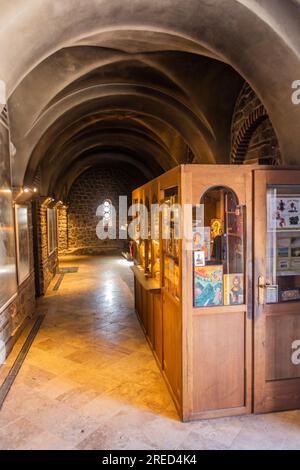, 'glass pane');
193,187,245,308
0,122,17,308
47,208,57,254
162,187,180,300
151,195,160,280
266,185,300,303
16,206,30,284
